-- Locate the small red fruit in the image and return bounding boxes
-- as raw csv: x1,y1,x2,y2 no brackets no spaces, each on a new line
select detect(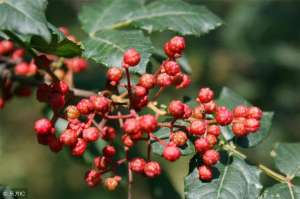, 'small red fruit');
171,131,187,146
104,177,119,191
138,74,156,89
139,114,158,133
193,105,205,119
168,36,185,54
123,118,141,135
203,100,217,113
83,127,100,142
215,106,233,126
34,118,53,135
66,105,80,120
94,156,109,170
76,99,94,115
163,61,181,76
198,165,213,181
156,73,173,87
245,118,260,132
189,120,207,135
203,149,220,166
130,158,146,173
162,144,181,161
123,48,141,67
101,126,117,141
194,138,211,154
85,169,101,187
65,57,88,73
107,67,123,85
168,100,185,118
247,106,263,120
176,74,191,89
207,125,221,137
144,161,161,178
197,88,214,103
60,129,78,146
90,96,111,114
103,145,116,158
233,105,248,118
14,62,29,76
71,138,87,156
47,135,63,153
206,134,217,146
